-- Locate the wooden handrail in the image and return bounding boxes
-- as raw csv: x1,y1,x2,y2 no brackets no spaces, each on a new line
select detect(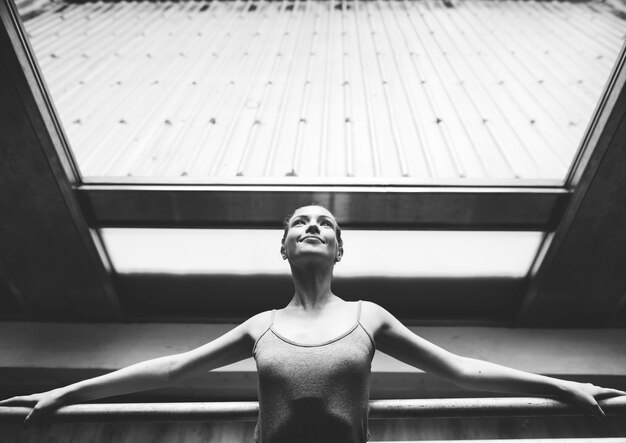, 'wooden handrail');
1,397,625,423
